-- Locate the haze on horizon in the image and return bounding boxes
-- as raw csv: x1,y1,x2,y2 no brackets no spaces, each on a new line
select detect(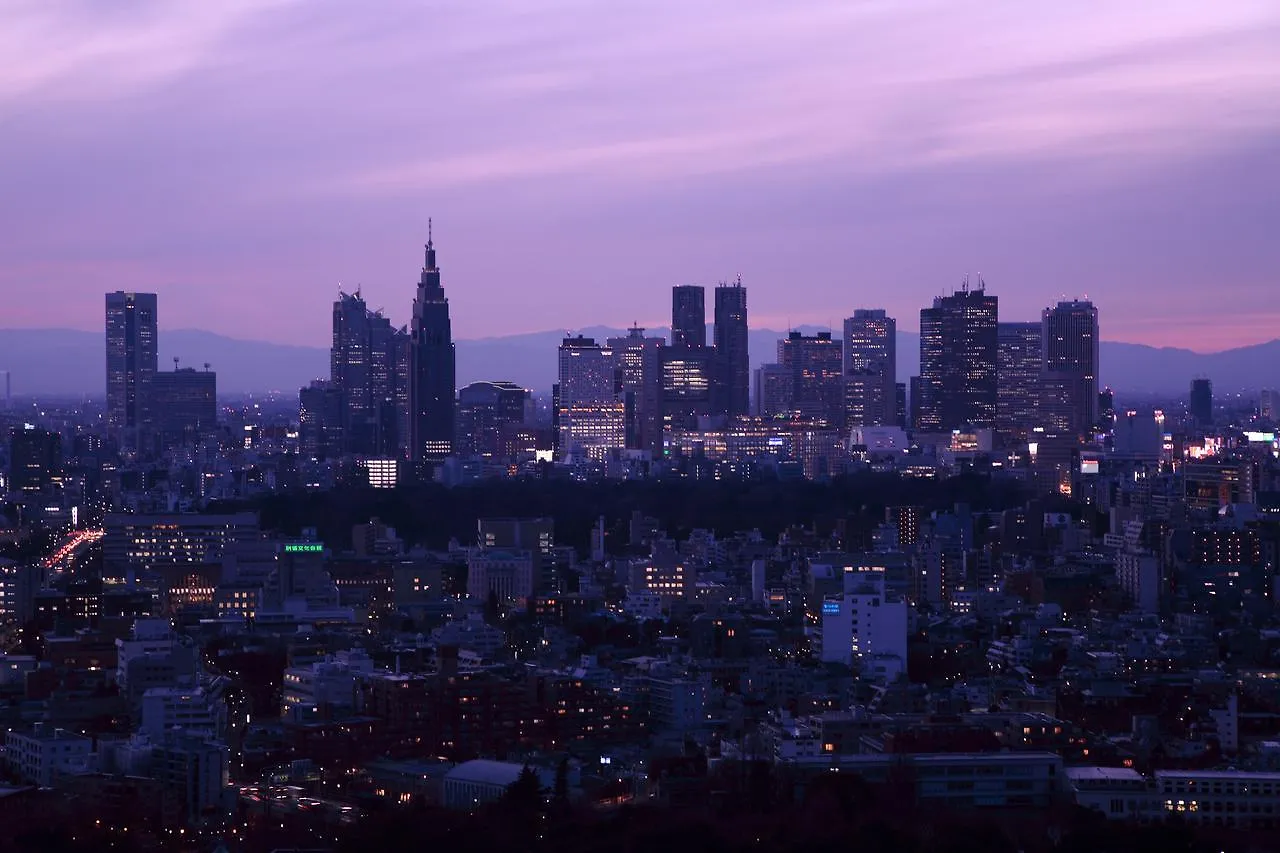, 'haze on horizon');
2,1,1278,353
